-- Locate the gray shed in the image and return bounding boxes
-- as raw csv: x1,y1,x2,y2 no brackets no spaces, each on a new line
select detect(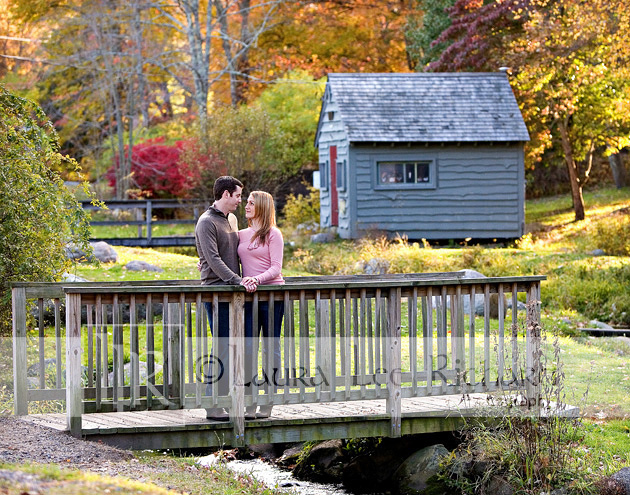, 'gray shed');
314,72,530,241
